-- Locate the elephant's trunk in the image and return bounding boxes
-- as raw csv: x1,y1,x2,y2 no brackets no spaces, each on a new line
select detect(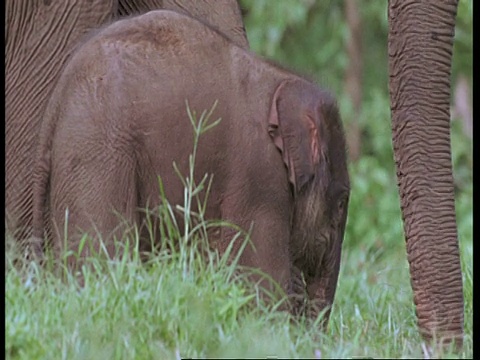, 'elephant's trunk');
387,0,464,348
